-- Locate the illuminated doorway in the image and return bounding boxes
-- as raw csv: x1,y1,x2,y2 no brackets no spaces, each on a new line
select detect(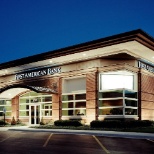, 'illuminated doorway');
30,105,40,125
